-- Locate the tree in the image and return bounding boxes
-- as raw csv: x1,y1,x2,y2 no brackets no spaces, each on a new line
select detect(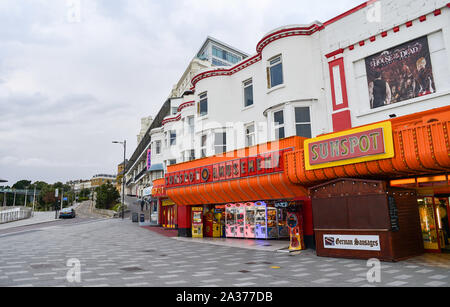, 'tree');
95,183,120,210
